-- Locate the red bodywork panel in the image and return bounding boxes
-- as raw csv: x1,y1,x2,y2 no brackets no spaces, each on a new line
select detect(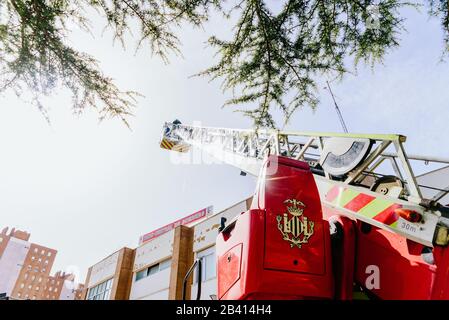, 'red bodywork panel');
216,156,334,300
355,224,436,299
216,155,449,300
328,215,356,300
323,205,449,300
